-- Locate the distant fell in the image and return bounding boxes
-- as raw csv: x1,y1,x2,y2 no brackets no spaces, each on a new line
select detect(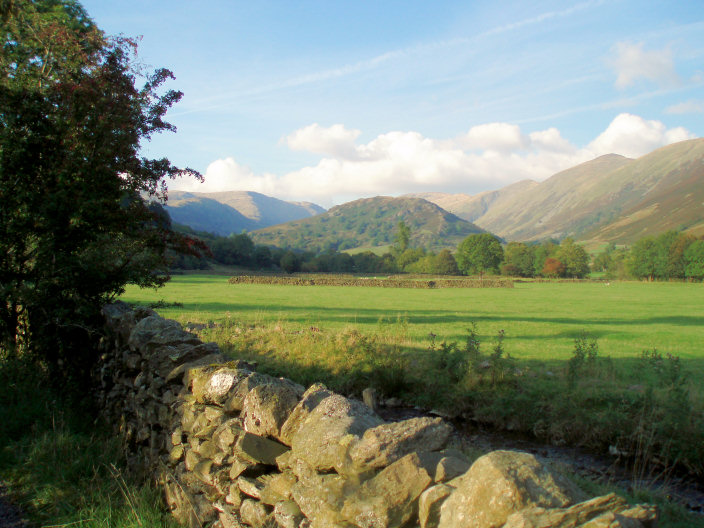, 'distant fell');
418,138,704,245
165,190,325,236
581,139,704,245
250,196,485,252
